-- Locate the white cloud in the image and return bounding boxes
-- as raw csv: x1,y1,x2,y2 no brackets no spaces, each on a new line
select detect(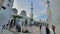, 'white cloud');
13,0,23,15
13,0,46,21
